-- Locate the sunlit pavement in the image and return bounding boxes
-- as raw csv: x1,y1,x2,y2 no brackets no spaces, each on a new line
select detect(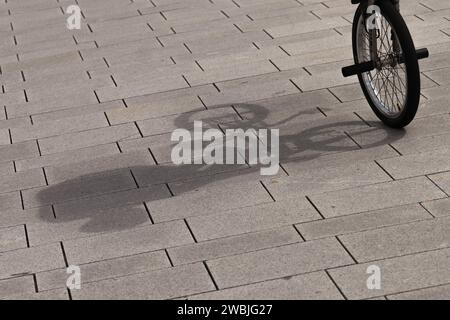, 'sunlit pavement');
1,0,450,300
